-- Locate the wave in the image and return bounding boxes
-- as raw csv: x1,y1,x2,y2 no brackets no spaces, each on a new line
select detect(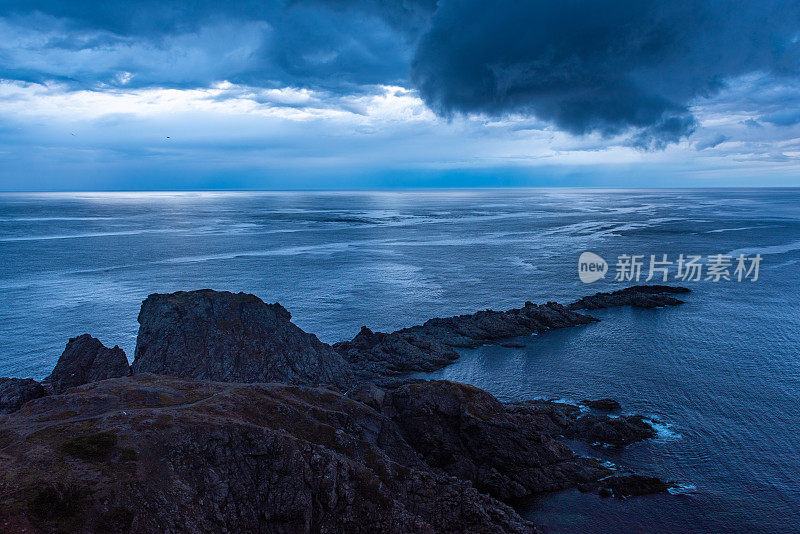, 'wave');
706,225,776,234
728,240,800,257
0,229,175,242
0,216,114,222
